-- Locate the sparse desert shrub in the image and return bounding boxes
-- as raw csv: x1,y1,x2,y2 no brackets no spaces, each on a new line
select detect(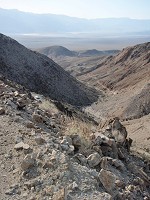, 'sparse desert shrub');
61,116,95,147
39,100,59,115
